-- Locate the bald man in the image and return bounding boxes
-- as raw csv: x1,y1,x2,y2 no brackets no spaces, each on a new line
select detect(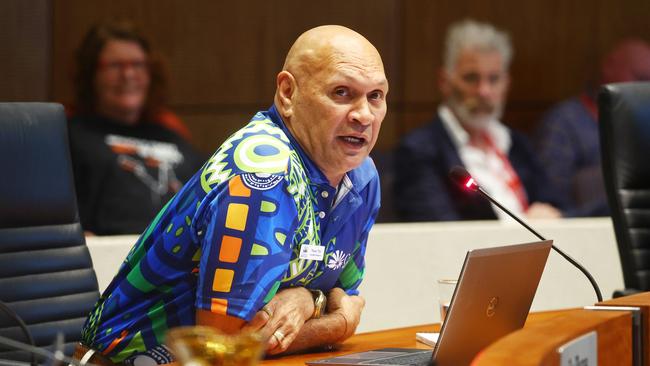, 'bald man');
76,25,389,365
